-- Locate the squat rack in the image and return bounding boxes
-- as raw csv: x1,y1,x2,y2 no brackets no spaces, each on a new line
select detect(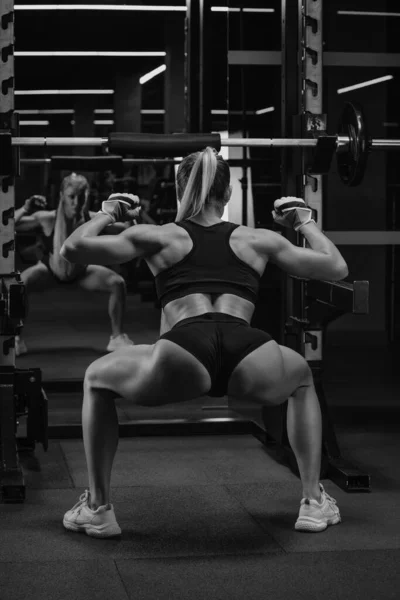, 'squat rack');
0,0,370,503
